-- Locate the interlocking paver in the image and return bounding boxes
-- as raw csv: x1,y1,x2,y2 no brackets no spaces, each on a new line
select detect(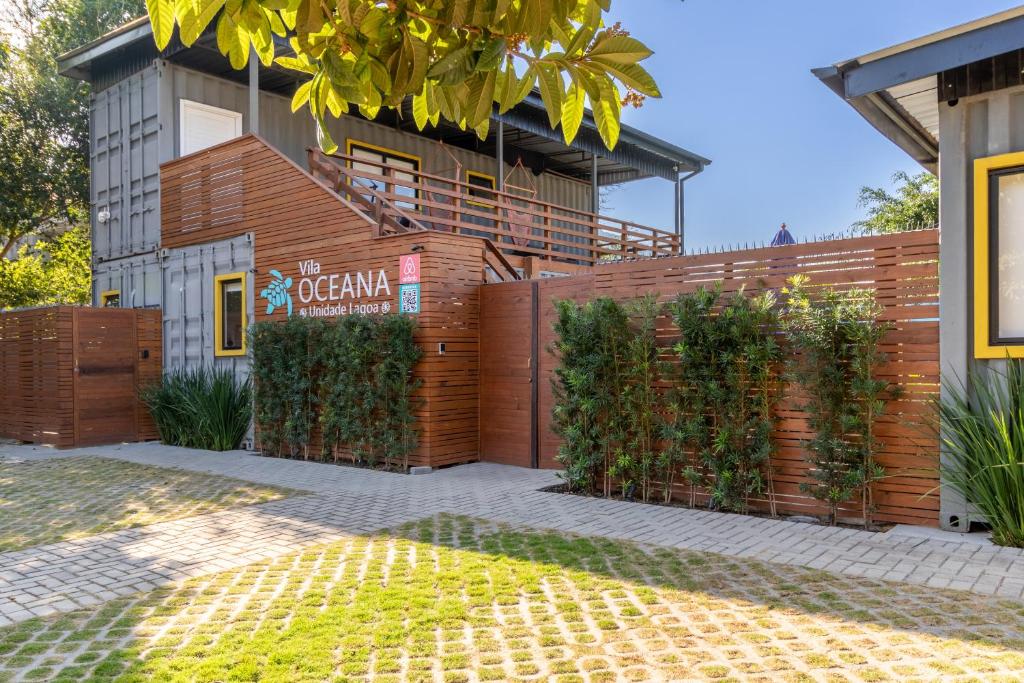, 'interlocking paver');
0,440,1022,633
0,515,1022,683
